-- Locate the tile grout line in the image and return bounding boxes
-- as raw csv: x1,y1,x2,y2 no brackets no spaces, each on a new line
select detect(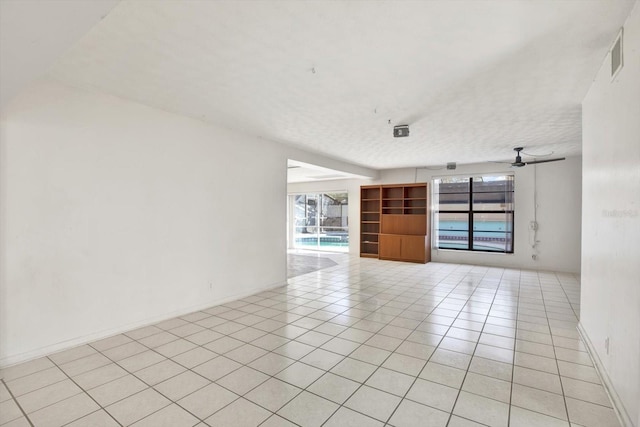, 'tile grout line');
260,261,444,424
86,293,317,425
75,307,277,425
510,272,602,425
553,272,582,330
290,264,450,426
257,262,457,425
441,267,507,427
280,269,580,426
382,269,480,426
312,264,473,426
0,266,500,423
1,377,35,427
1,261,605,427
74,262,433,426
355,265,501,425
538,271,572,424
87,276,344,424
8,279,329,426
43,355,124,427
267,265,416,425
2,269,565,426
506,269,522,427
288,273,584,422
